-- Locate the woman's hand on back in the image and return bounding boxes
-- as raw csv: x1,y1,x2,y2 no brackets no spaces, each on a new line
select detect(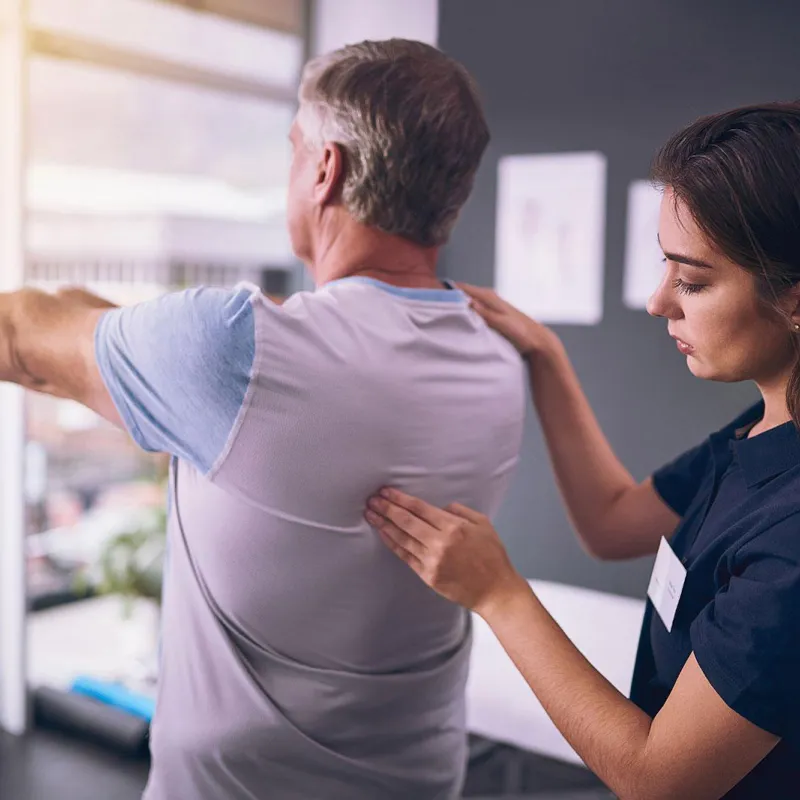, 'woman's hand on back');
460,283,560,358
365,488,528,618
